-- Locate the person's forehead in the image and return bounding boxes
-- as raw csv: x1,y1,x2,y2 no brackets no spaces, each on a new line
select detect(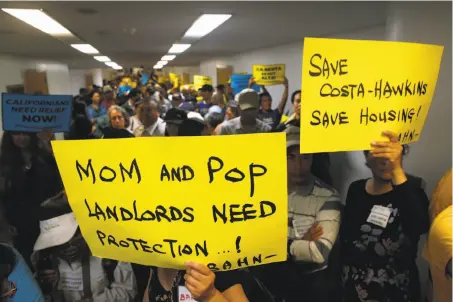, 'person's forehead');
110,109,122,116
